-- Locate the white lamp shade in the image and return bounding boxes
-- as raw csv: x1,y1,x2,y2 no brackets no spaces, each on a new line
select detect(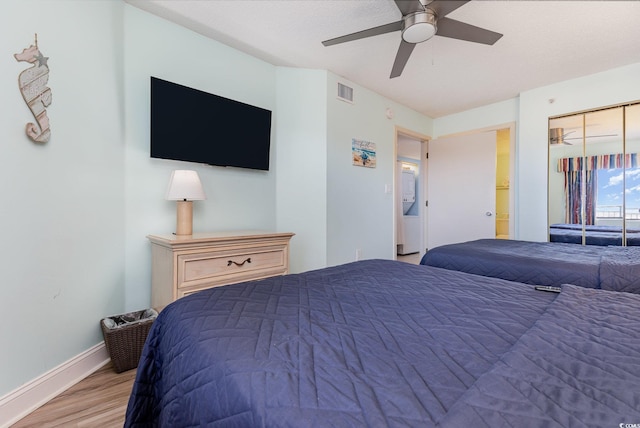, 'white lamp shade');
165,170,206,201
